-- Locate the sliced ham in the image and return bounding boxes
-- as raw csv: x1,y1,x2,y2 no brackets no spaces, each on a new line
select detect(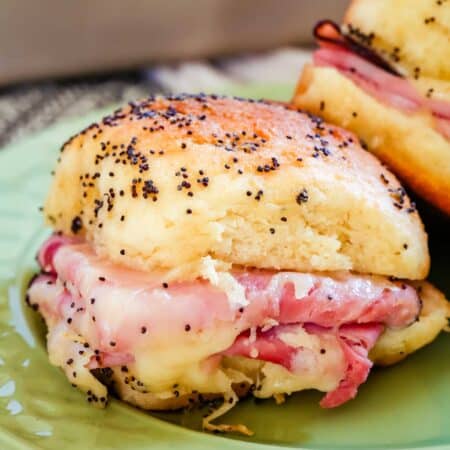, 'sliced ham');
314,47,422,112
313,20,399,76
319,323,382,407
312,21,450,137
222,322,383,407
28,235,421,408
38,233,81,274
223,326,298,369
